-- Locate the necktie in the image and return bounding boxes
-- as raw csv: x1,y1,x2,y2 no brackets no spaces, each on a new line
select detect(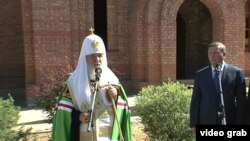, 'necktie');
213,70,220,94
213,70,222,112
